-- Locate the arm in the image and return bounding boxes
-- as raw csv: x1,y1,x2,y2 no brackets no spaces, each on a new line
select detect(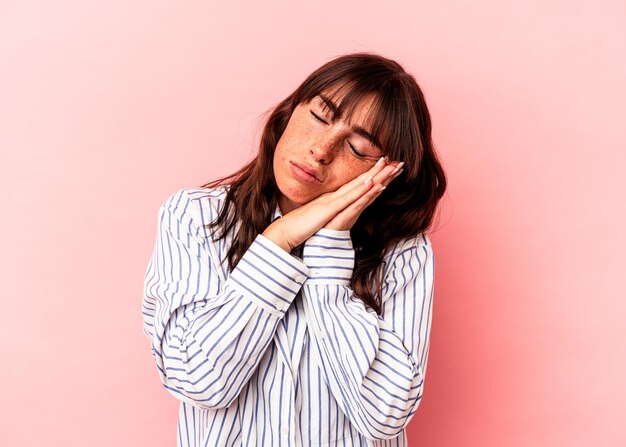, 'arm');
141,189,308,409
300,229,434,440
